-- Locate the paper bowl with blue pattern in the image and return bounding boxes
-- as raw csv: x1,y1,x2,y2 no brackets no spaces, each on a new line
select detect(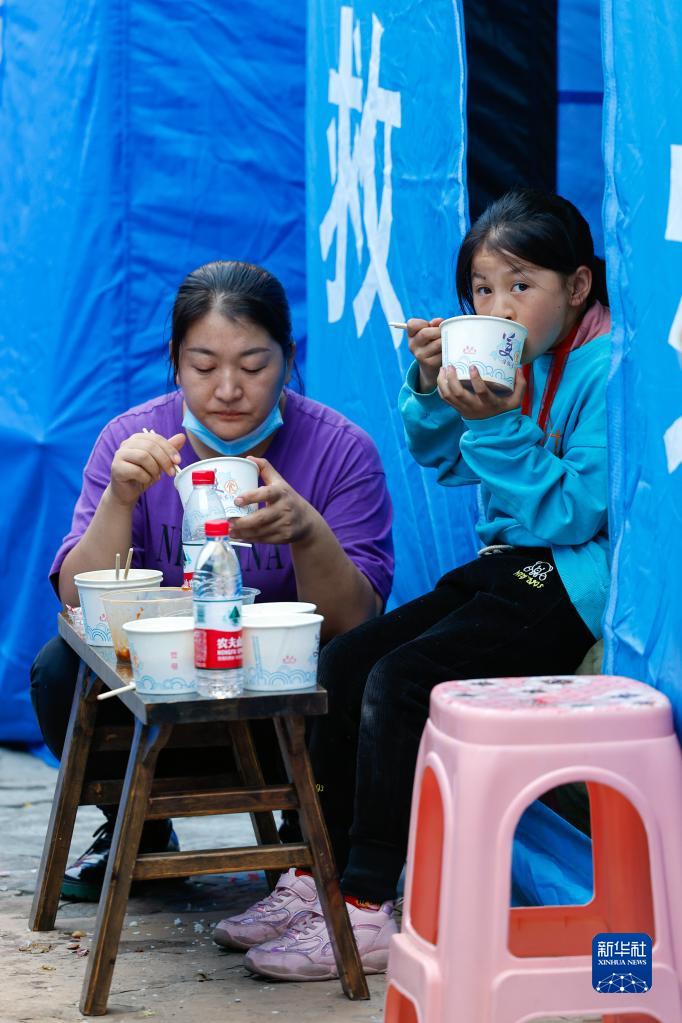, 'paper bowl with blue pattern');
123,615,197,695
440,314,527,393
242,613,323,692
74,569,163,647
